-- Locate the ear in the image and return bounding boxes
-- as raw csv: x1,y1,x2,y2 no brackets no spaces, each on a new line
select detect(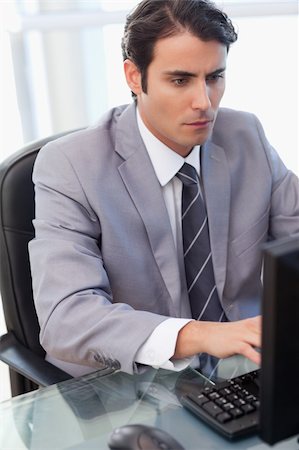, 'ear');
123,59,142,96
